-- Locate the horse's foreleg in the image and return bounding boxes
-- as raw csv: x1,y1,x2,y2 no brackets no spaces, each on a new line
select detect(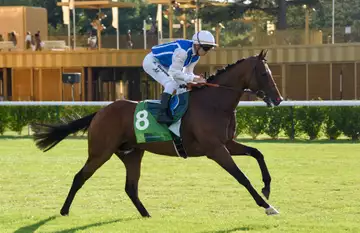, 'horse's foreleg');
226,140,271,199
116,149,150,217
206,144,279,215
